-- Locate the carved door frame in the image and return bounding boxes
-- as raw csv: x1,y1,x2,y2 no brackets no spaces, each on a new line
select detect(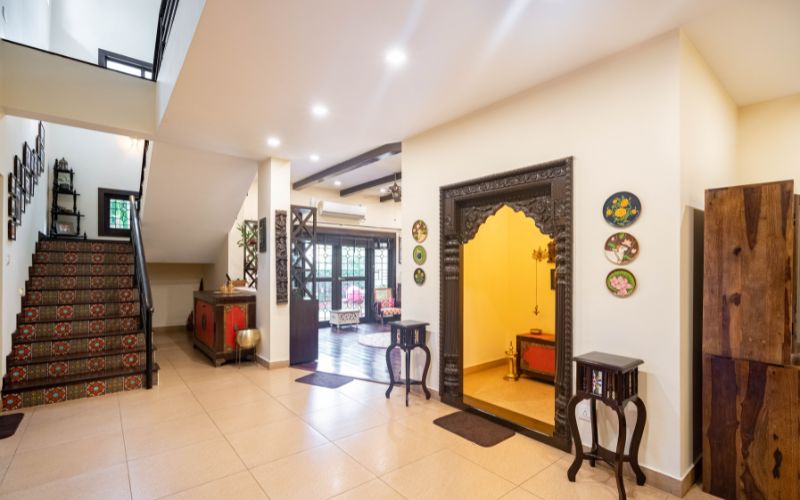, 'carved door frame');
439,157,573,451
